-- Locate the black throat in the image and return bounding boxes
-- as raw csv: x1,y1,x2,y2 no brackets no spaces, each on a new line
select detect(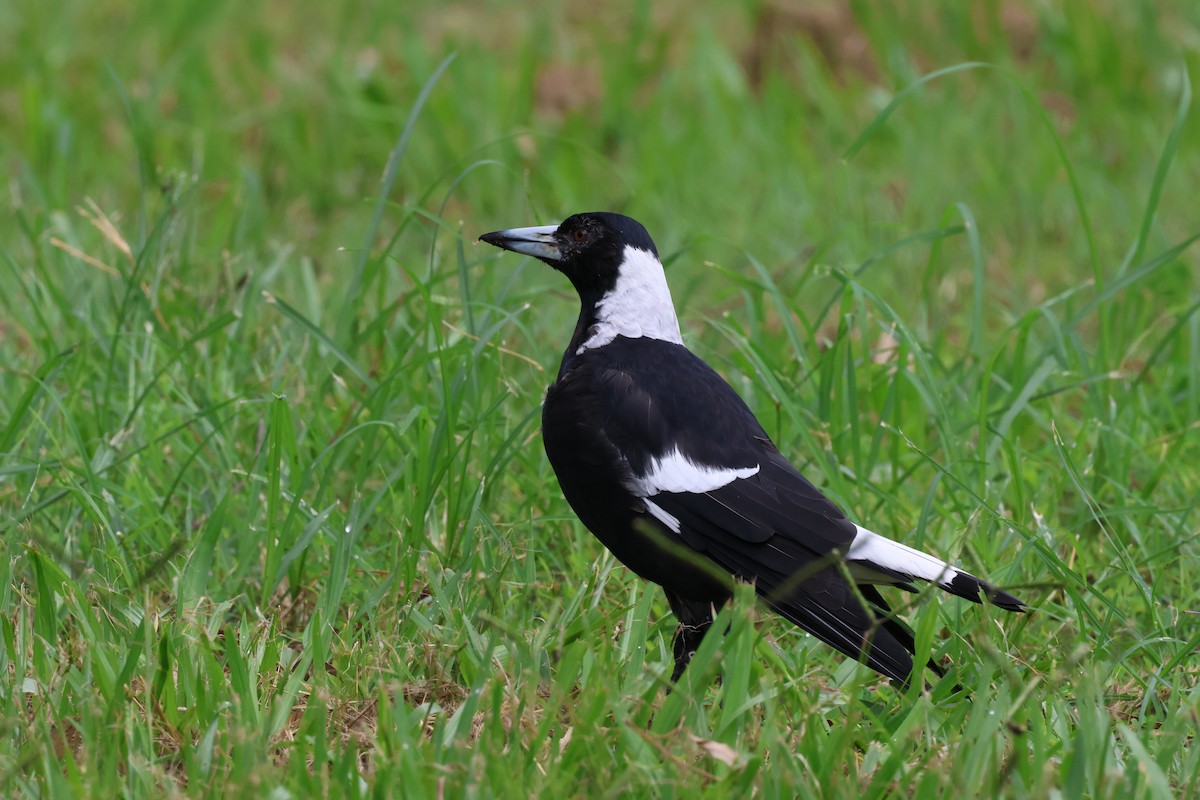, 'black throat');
558,290,606,381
